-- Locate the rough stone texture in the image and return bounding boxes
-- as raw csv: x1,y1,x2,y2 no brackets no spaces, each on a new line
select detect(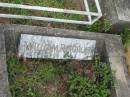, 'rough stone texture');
126,44,130,75
0,33,10,97
115,0,130,22
109,56,130,97
0,24,130,97
0,33,6,54
99,0,130,33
